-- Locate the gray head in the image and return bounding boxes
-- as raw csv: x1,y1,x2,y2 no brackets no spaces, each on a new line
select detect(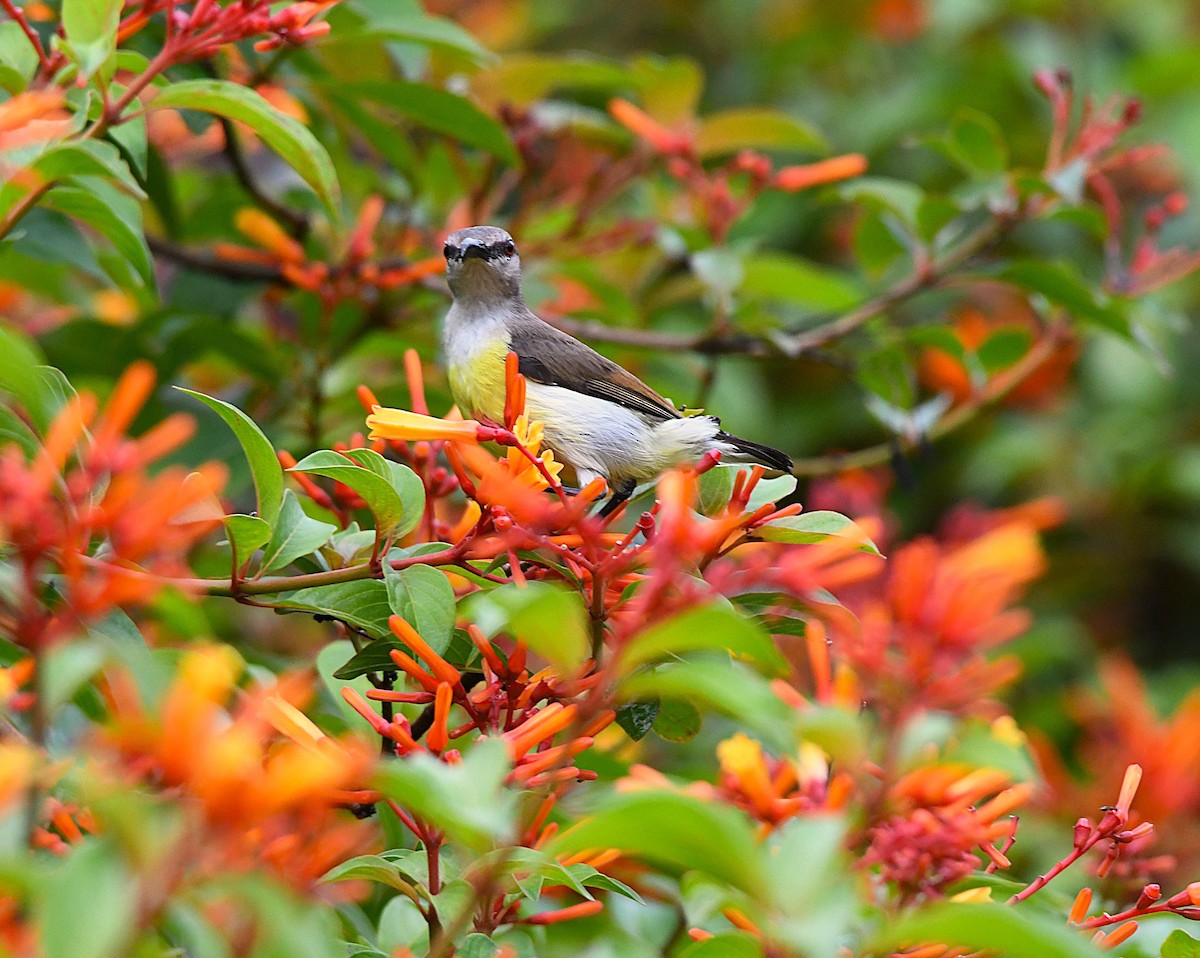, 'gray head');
443,225,523,304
